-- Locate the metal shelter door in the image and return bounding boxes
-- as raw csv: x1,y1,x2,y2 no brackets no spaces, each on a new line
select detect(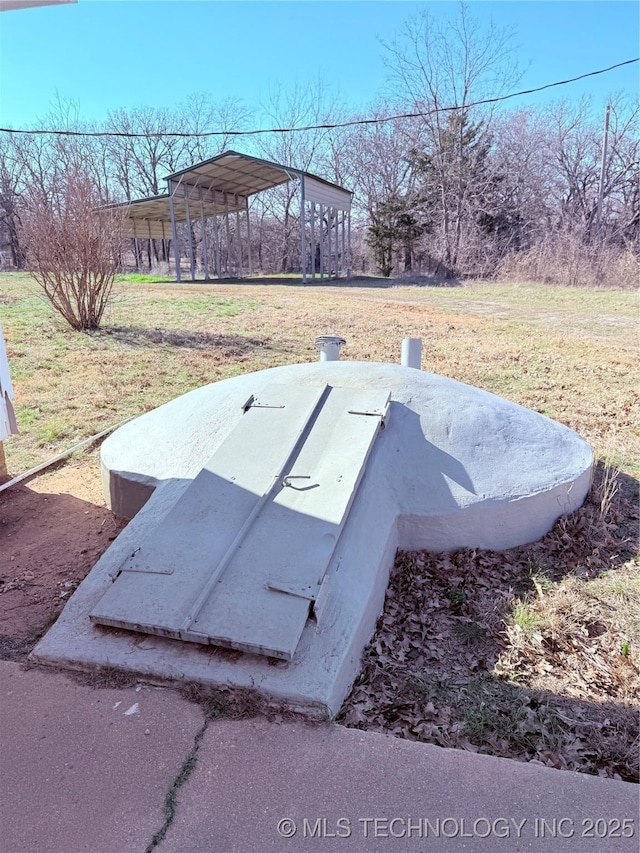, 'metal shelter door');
90,383,389,660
